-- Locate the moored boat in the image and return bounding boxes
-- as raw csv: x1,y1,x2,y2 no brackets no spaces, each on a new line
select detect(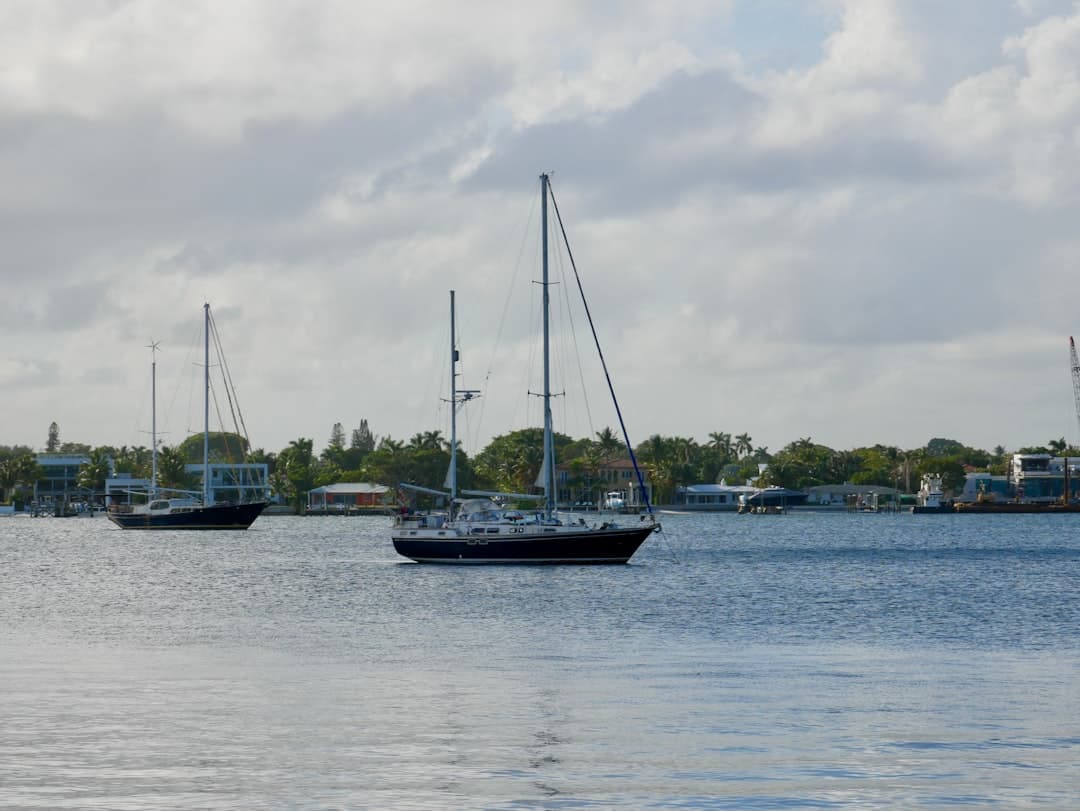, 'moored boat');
911,474,954,514
390,175,658,564
107,305,268,531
